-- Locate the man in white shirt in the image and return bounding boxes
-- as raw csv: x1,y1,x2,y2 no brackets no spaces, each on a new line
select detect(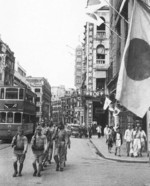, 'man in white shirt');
96,125,102,138
124,125,133,156
104,125,109,142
